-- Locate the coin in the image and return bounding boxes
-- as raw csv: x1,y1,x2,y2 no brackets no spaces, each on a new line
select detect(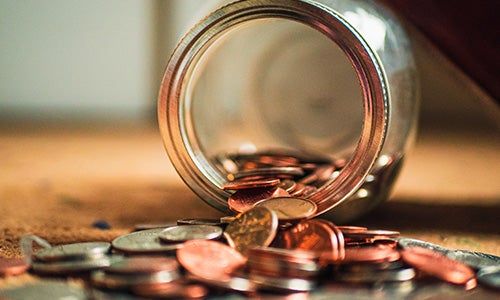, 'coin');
222,178,280,190
254,196,317,222
34,242,111,262
397,238,449,256
31,256,114,274
447,249,500,270
341,244,401,264
186,274,257,293
91,269,179,290
231,166,304,180
343,229,400,243
223,206,279,255
111,228,183,254
158,225,223,242
249,273,316,292
104,256,179,275
0,257,29,276
336,267,416,283
0,281,89,300
132,281,209,298
176,240,247,281
228,186,289,213
476,265,500,289
274,219,339,262
400,247,476,287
